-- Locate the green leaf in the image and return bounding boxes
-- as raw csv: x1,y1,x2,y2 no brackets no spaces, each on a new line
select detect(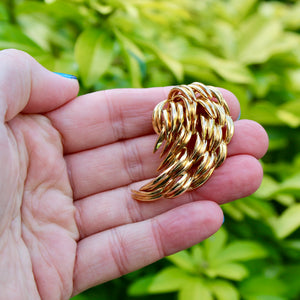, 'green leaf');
237,15,282,64
114,30,144,87
231,0,258,22
208,279,240,300
206,263,249,281
282,240,300,252
182,48,253,83
277,173,300,196
0,2,8,21
222,203,245,221
191,244,204,267
184,65,220,84
214,0,257,25
245,102,285,126
167,250,196,273
128,275,153,296
274,194,295,207
282,2,300,30
234,201,261,219
204,227,227,261
269,33,300,56
154,49,183,82
246,197,277,218
242,296,287,300
239,276,287,299
182,49,219,69
89,0,114,15
75,28,115,87
0,24,43,55
210,59,254,84
252,71,276,98
286,69,300,92
280,264,300,298
212,21,236,59
272,204,300,239
179,278,213,300
277,100,300,127
16,0,84,22
136,39,183,82
148,267,191,293
276,110,300,128
214,241,268,264
254,176,280,199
